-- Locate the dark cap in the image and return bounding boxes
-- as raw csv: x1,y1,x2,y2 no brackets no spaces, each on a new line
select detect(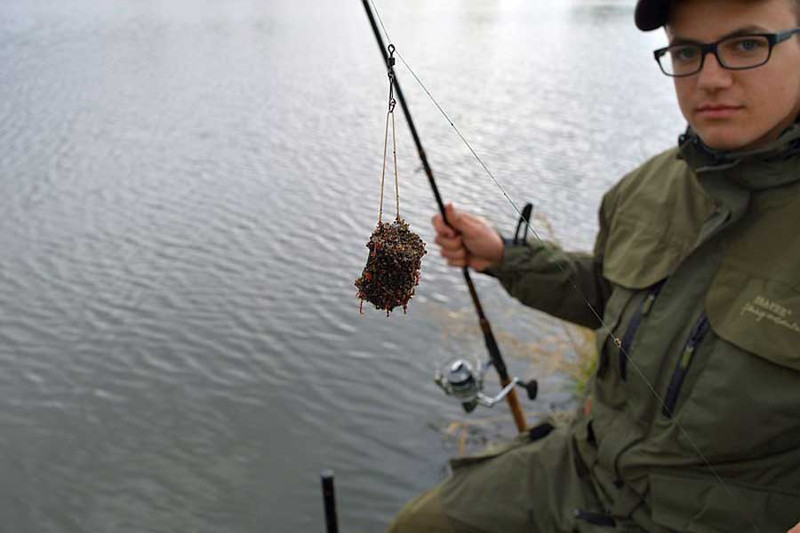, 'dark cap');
635,0,671,31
